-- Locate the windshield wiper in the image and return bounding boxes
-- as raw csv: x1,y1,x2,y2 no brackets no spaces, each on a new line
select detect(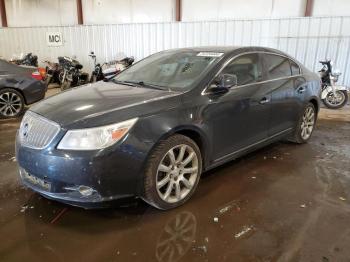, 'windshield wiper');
110,78,167,90
136,81,166,90
122,81,166,90
111,79,138,87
